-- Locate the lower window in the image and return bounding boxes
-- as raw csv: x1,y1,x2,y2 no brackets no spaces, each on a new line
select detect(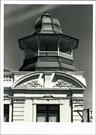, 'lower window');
4,104,9,122
36,105,59,122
